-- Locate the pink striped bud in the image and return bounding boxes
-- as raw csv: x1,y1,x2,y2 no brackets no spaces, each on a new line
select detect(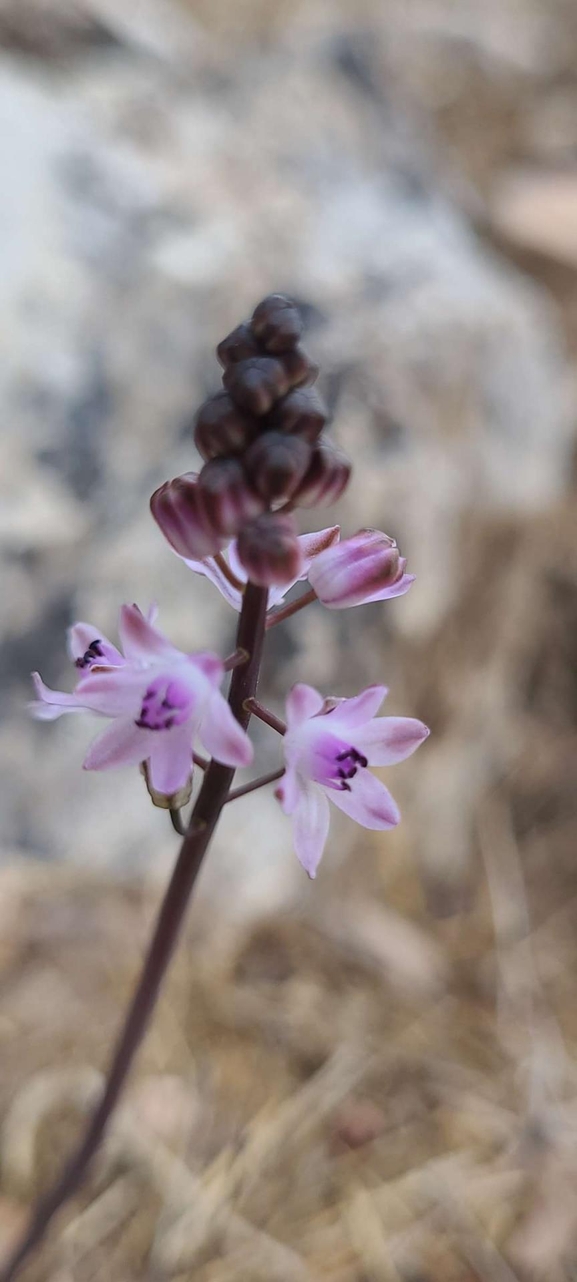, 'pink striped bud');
197,457,264,537
244,432,311,503
236,512,304,587
150,472,225,559
308,529,414,609
293,439,351,508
